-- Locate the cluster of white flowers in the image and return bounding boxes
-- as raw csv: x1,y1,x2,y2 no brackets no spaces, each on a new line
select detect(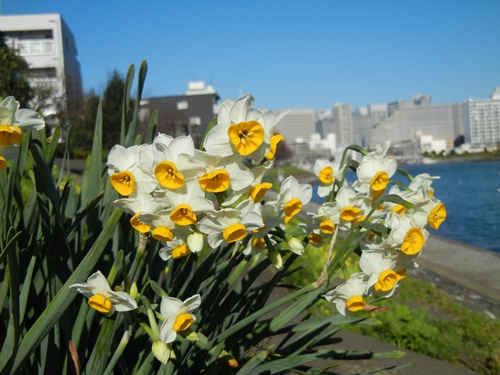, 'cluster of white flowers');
0,97,45,170
72,94,314,362
318,142,447,315
106,94,311,266
71,93,447,357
